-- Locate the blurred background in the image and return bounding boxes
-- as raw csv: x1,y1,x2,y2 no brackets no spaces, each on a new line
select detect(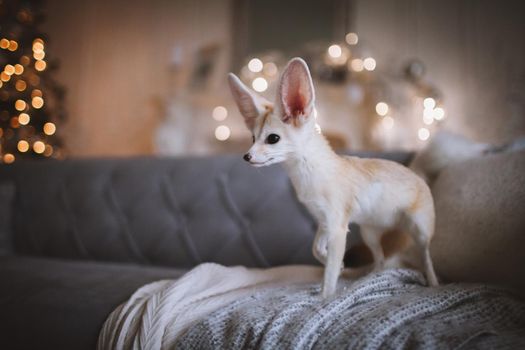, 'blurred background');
1,0,524,161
